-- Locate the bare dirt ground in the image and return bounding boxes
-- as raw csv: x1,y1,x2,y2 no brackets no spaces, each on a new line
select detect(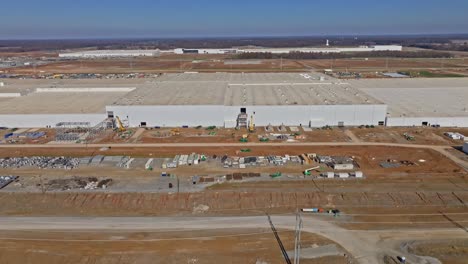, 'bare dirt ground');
406,239,468,264
4,126,460,147
137,127,351,144
9,57,305,74
299,58,468,70
350,127,468,145
1,126,465,147
0,228,348,264
7,56,467,75
0,51,57,58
